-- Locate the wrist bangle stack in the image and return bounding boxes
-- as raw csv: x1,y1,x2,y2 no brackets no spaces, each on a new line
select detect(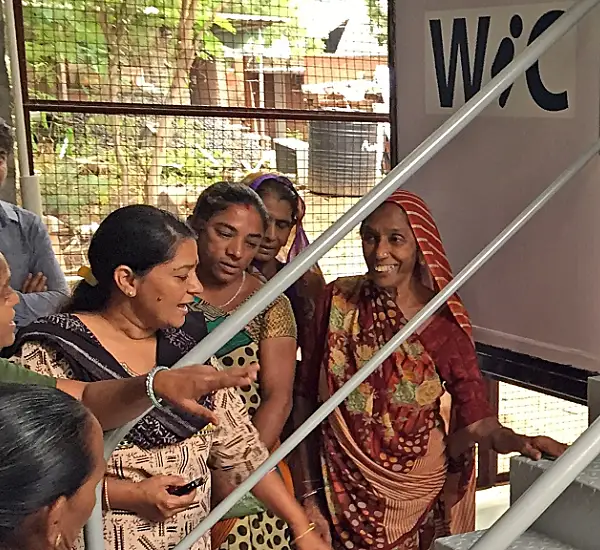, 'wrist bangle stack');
146,365,169,410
